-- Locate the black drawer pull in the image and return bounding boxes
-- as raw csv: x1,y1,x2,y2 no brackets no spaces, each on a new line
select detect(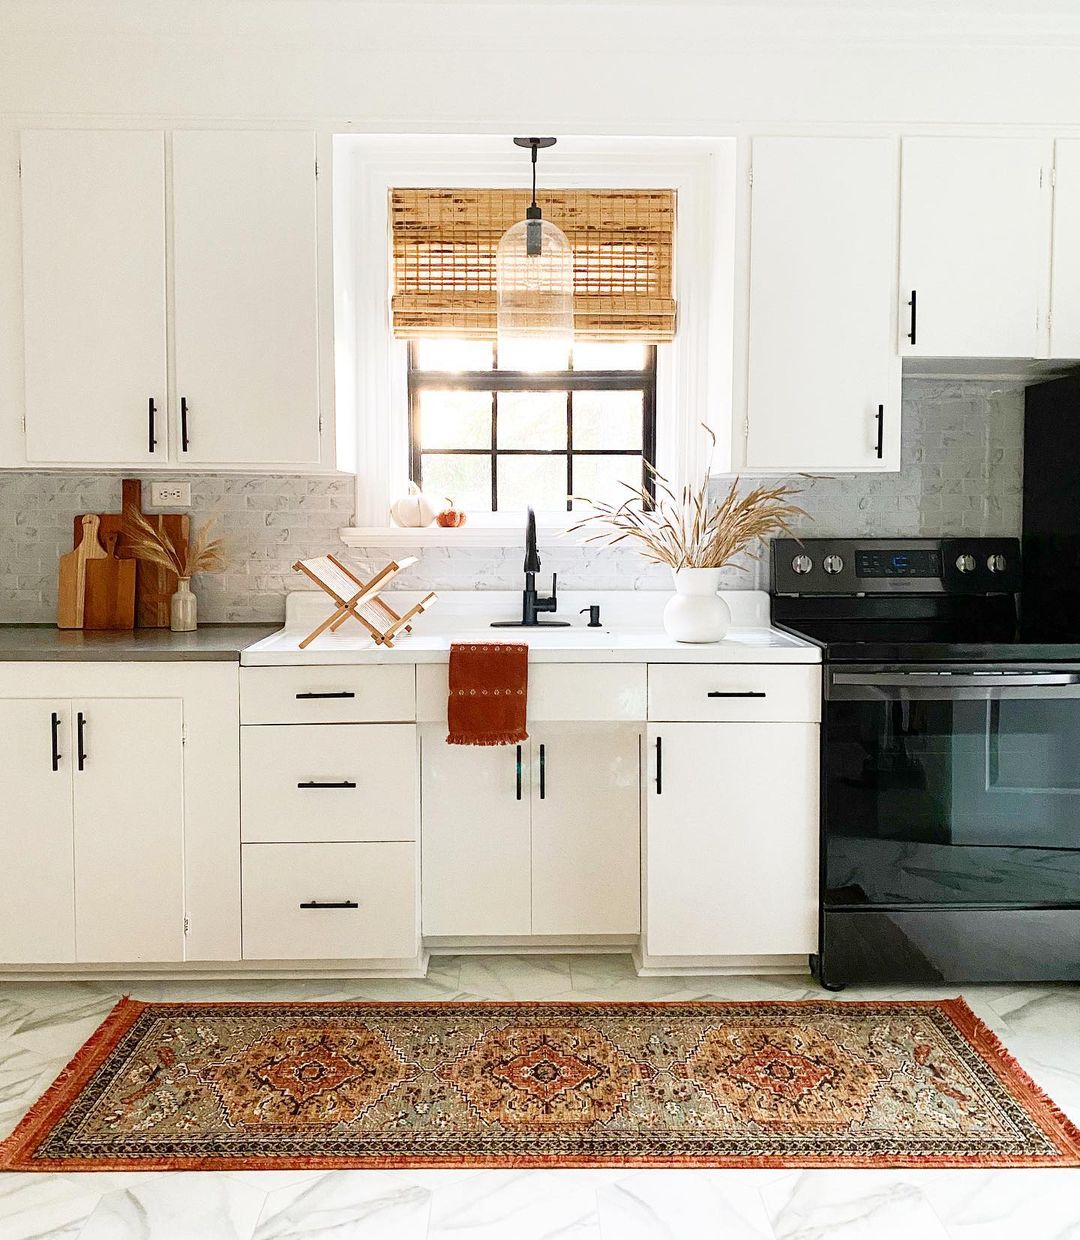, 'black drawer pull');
655,735,662,795
707,691,767,698
51,711,62,771
907,289,917,345
76,711,87,770
295,691,356,700
148,397,158,453
875,404,885,460
180,395,190,452
297,780,357,789
515,744,522,800
539,742,546,800
300,899,358,910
